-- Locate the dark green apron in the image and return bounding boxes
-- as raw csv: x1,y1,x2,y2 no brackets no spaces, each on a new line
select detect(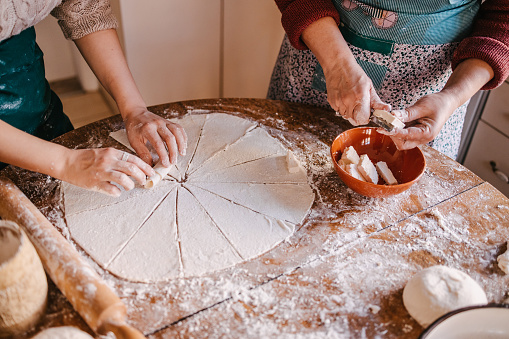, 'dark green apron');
0,27,74,169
